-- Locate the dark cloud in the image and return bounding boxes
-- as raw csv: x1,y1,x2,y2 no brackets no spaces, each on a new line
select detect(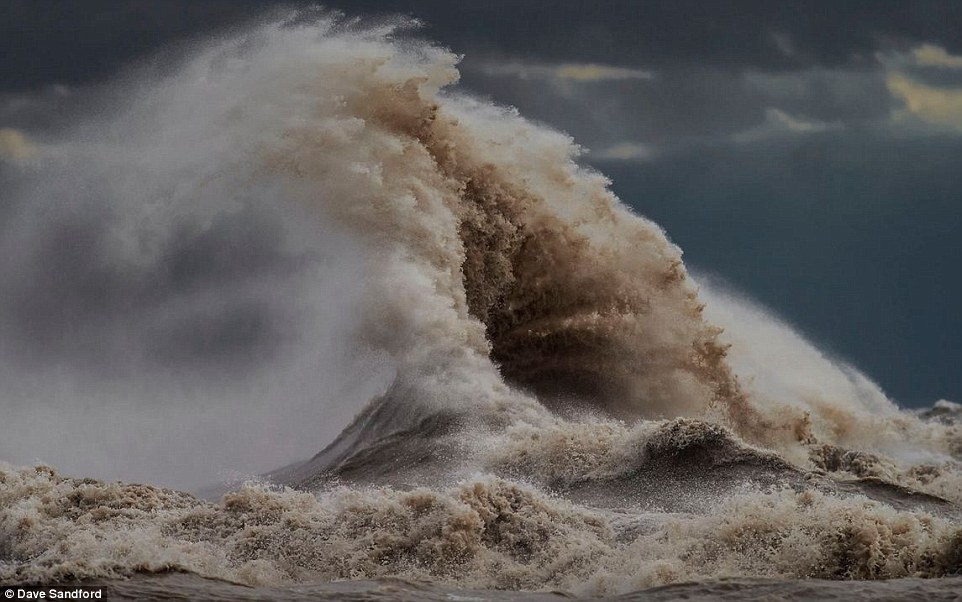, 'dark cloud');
377,0,962,70
0,0,268,92
459,63,895,154
4,1,962,94
0,1,952,147
739,69,895,125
